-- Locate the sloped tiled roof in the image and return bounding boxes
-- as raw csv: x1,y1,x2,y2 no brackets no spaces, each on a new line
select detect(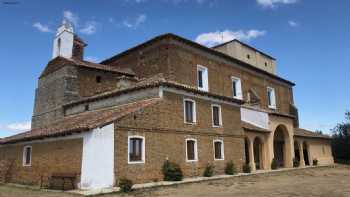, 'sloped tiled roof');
241,121,271,133
0,98,160,145
64,74,245,108
40,56,135,78
294,128,332,139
